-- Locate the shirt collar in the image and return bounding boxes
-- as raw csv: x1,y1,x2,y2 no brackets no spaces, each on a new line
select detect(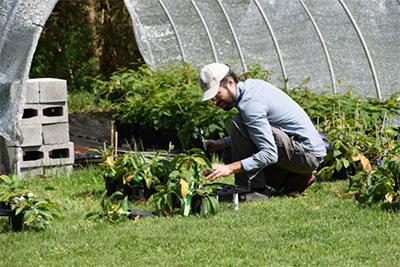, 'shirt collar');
235,81,245,106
